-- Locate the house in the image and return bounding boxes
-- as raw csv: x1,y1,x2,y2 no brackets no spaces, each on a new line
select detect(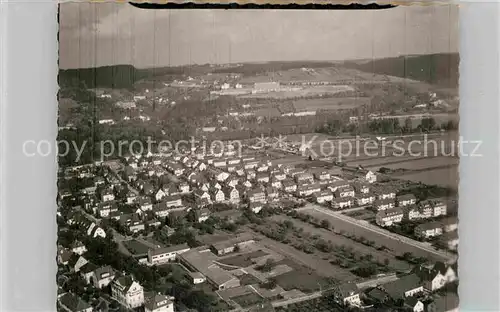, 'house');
223,187,240,204
155,189,167,201
58,293,92,312
272,171,287,181
404,297,424,312
355,193,376,206
101,188,115,202
249,202,264,213
433,262,458,283
247,188,266,203
365,170,377,183
137,196,153,211
270,178,282,189
332,283,361,306
426,292,459,312
376,207,404,227
295,173,314,184
68,254,88,273
266,187,279,201
396,194,417,207
256,173,270,183
195,208,211,222
120,214,145,233
380,273,424,300
57,247,73,265
282,180,297,193
297,183,321,197
419,199,447,217
126,191,137,204
153,203,171,218
148,244,191,265
226,175,240,188
111,275,145,308
91,265,115,289
373,198,396,211
441,217,459,232
210,188,226,203
327,180,350,192
194,189,211,203
439,230,459,251
376,189,396,200
334,186,355,198
71,241,87,255
352,182,370,194
87,223,107,238
164,194,183,207
246,170,257,180
313,191,334,204
314,170,331,182
405,205,422,221
331,197,354,209
210,233,255,255
213,159,227,168
413,266,447,292
414,221,443,239
144,293,175,312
